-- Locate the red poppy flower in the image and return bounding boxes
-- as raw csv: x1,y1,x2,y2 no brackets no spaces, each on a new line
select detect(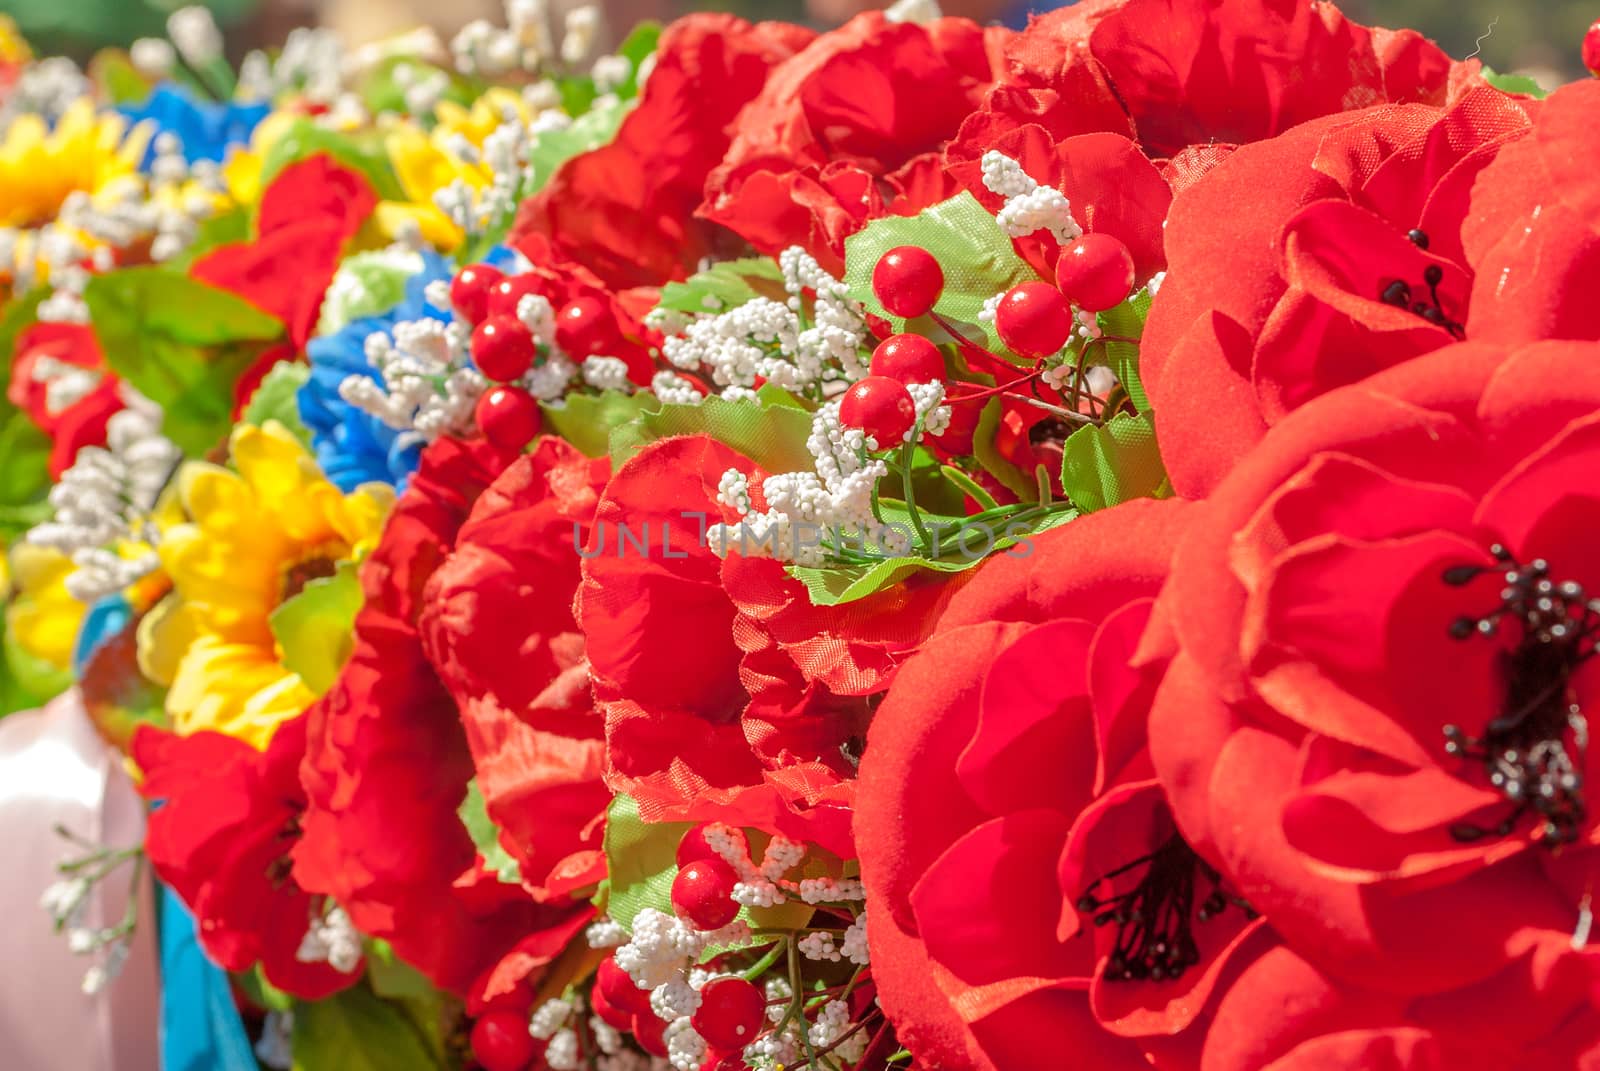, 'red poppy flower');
1084,0,1470,158
699,12,1007,274
1463,79,1600,347
857,498,1276,1069
294,435,588,995
134,713,359,999
512,14,815,290
419,438,613,900
576,434,962,856
1142,87,1533,497
7,321,122,477
1147,338,1600,1037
